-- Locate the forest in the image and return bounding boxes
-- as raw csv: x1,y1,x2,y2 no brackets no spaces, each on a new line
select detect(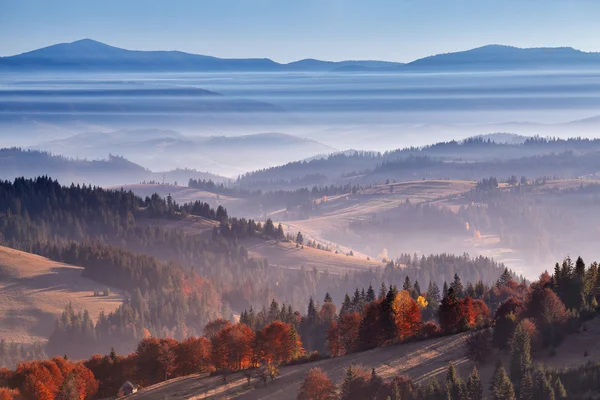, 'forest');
2,254,600,399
